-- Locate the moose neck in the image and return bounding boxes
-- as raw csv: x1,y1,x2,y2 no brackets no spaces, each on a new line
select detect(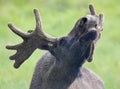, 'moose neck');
45,39,90,89
52,35,90,77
